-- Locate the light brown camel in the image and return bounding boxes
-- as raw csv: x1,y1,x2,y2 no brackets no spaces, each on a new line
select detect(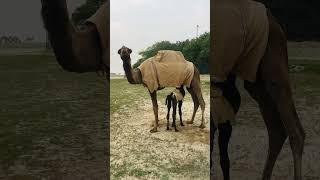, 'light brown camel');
118,46,205,133
40,0,109,74
211,1,305,180
40,0,110,177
